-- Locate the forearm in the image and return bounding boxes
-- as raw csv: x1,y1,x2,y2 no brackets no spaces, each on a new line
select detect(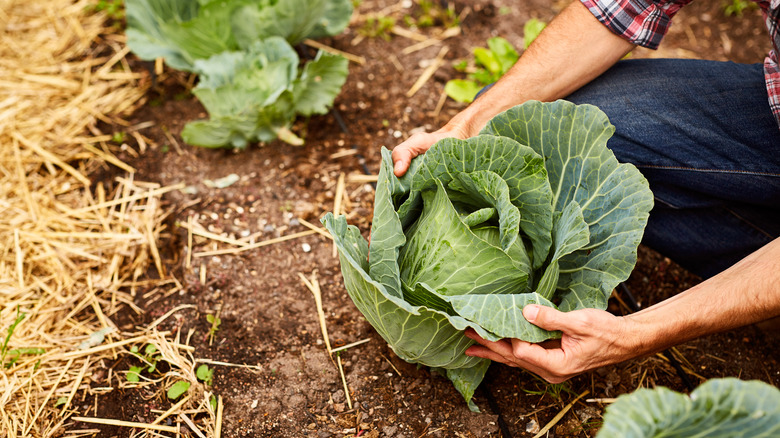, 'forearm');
622,237,780,357
447,1,635,136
